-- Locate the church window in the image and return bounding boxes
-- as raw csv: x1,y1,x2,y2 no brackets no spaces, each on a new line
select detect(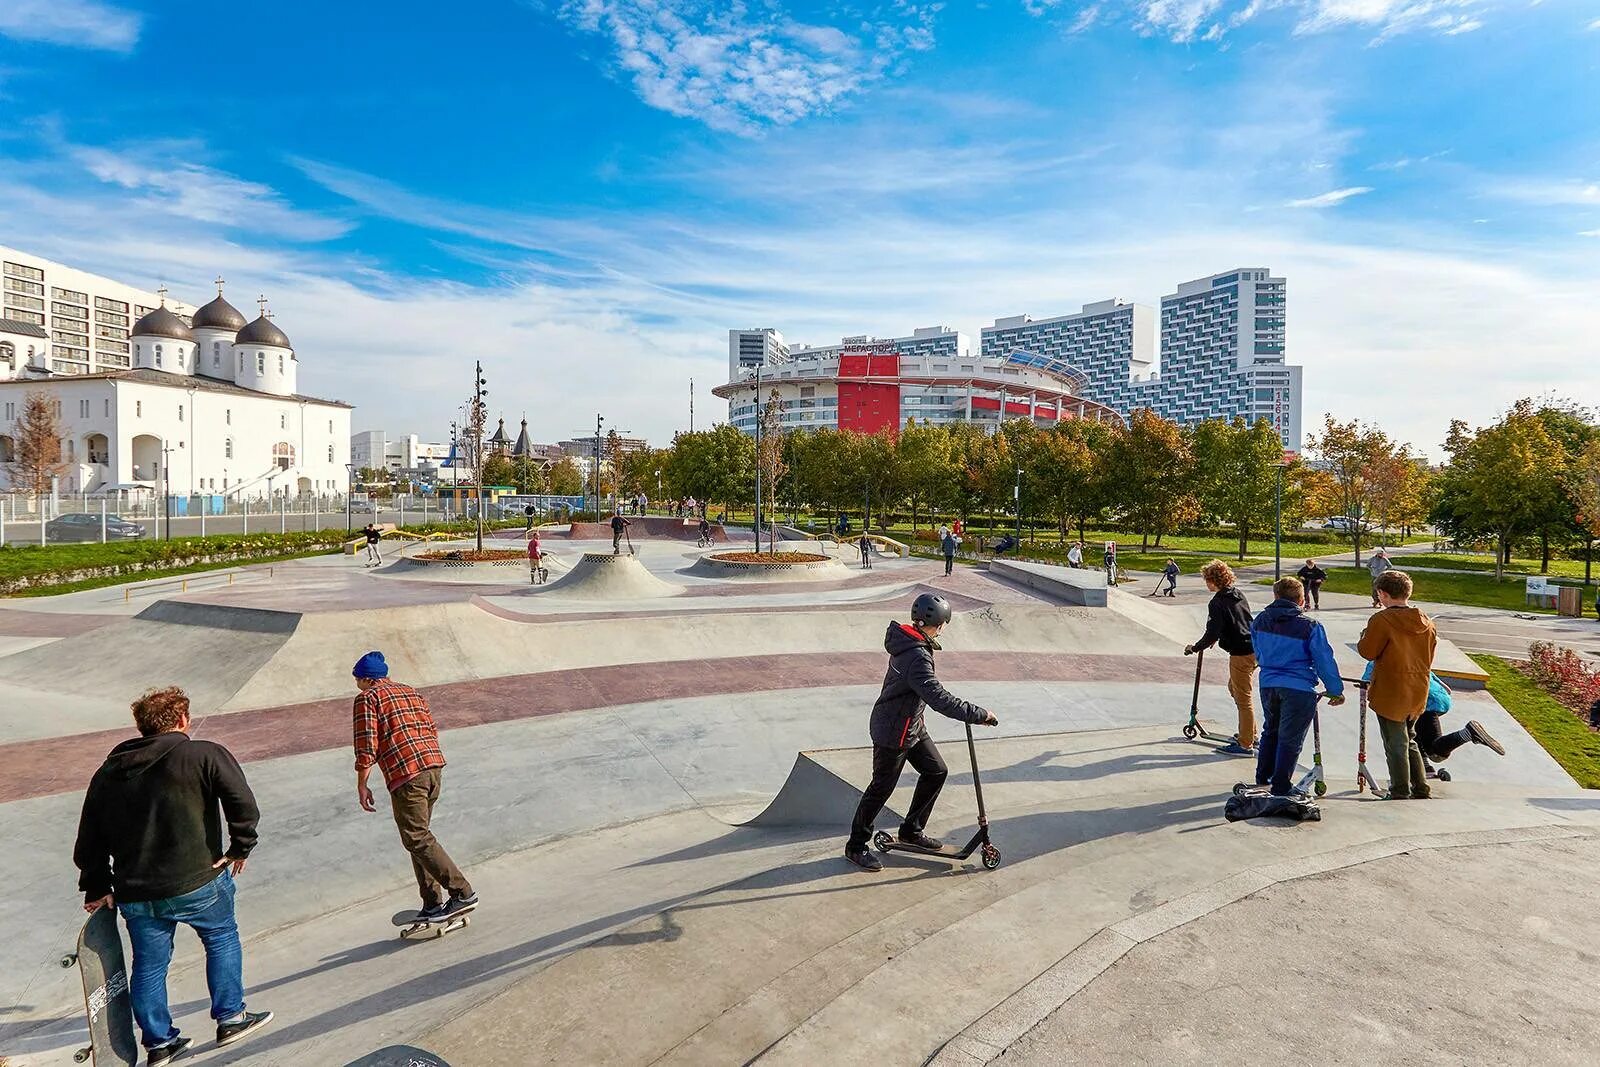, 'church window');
278,353,284,374
154,344,163,368
136,400,142,417
257,352,265,374
134,344,140,359
224,437,234,459
272,441,295,470
327,444,334,462
280,413,286,429
225,408,231,425
213,342,221,367
178,404,184,422
238,352,244,374
104,399,109,416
